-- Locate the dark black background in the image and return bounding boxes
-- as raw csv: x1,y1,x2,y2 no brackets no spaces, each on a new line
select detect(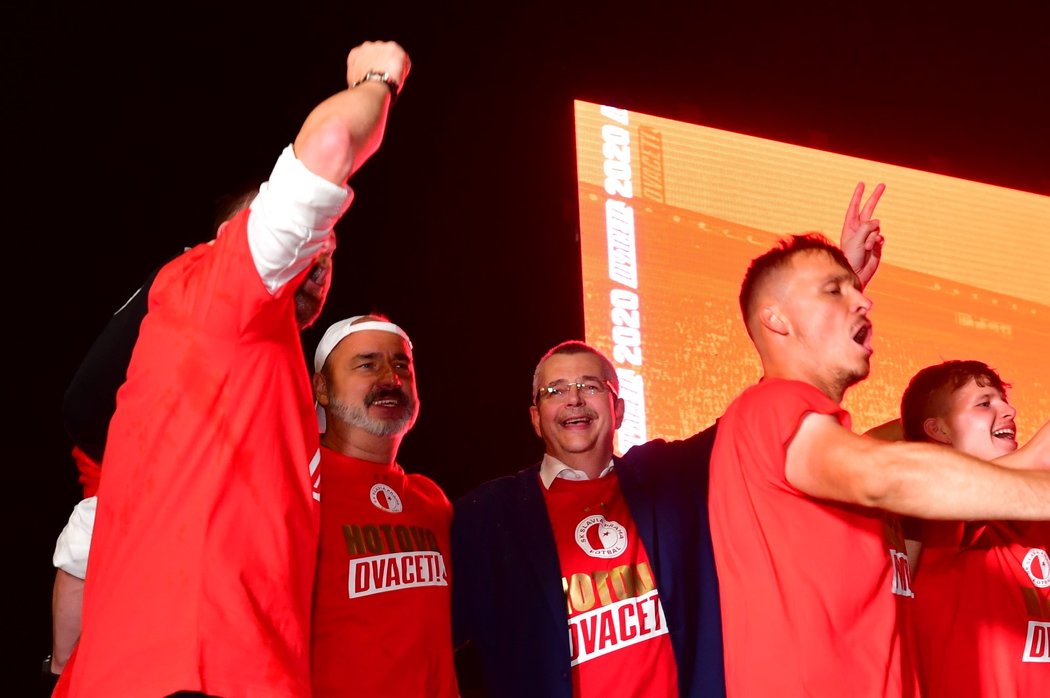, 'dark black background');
10,1,1049,693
